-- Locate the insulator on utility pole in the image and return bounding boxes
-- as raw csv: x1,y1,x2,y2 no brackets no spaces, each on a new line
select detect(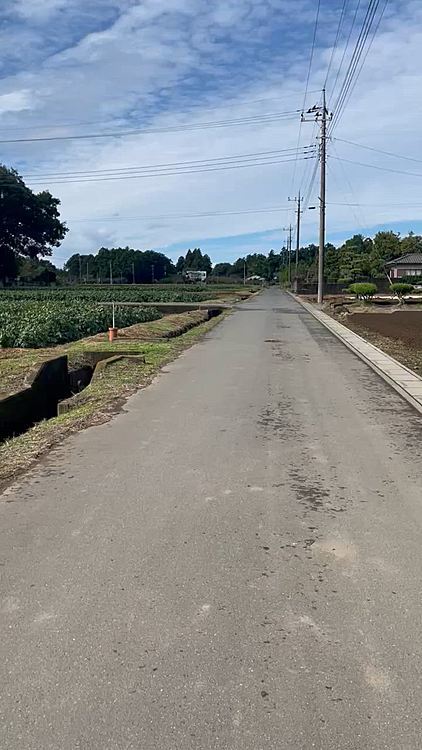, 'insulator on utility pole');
301,88,332,304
